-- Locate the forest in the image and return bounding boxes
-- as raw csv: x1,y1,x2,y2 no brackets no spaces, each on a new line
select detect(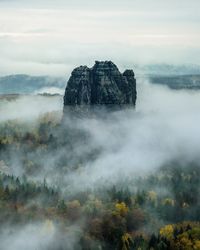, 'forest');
0,108,200,250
